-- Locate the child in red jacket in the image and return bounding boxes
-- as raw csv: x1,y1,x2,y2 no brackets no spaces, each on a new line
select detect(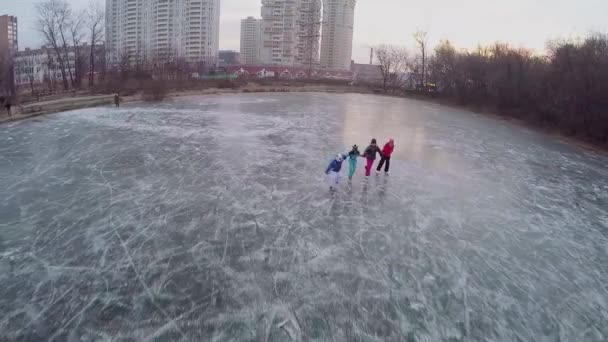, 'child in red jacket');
376,138,395,175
